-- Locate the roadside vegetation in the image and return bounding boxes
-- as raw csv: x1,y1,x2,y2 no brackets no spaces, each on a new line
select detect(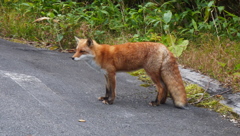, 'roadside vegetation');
130,69,239,122
0,0,239,120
